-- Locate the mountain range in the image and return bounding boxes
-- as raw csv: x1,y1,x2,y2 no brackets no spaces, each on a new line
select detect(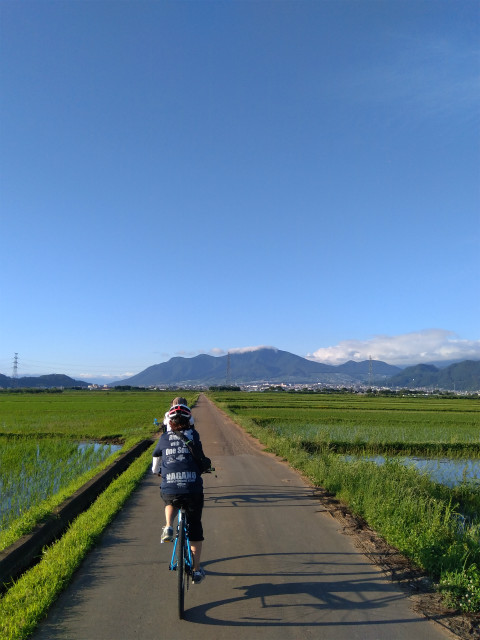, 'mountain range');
115,349,480,391
0,373,89,389
387,361,480,391
1,349,479,391
114,348,400,387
